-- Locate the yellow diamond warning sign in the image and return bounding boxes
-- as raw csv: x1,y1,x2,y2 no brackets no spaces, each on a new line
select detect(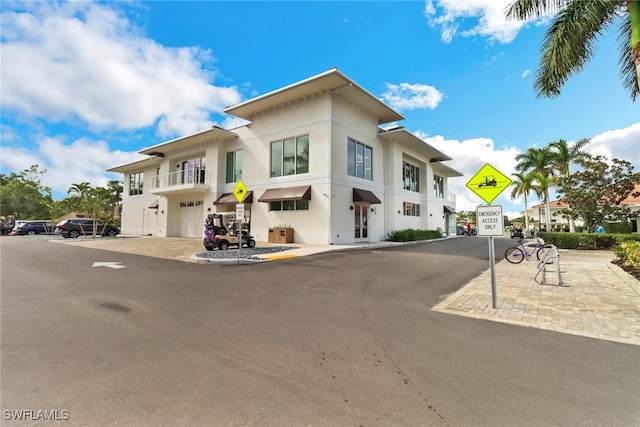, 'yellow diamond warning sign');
233,180,248,203
466,163,511,205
